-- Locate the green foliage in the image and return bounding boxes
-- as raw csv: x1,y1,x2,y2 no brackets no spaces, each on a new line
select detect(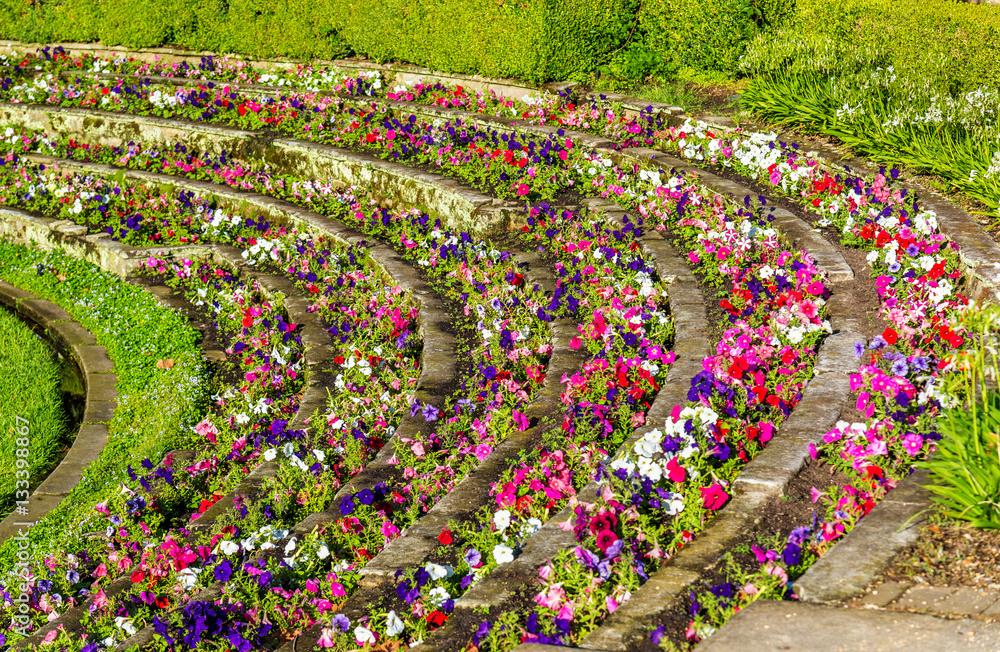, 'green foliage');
920,393,1000,529
636,0,794,80
325,0,637,82
0,307,67,513
918,305,1000,530
783,0,1000,93
0,0,634,82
